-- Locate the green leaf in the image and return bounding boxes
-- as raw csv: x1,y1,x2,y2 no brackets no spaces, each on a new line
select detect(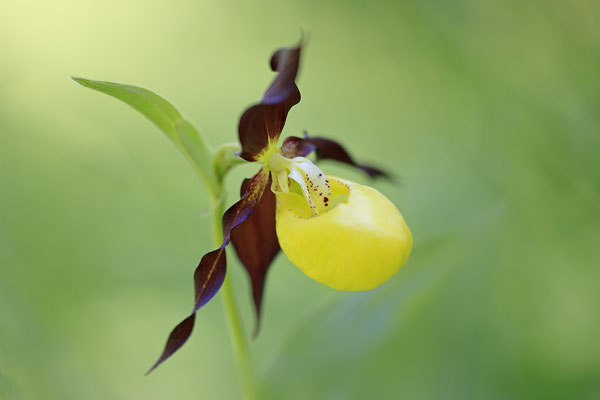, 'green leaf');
177,120,218,191
72,77,219,194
